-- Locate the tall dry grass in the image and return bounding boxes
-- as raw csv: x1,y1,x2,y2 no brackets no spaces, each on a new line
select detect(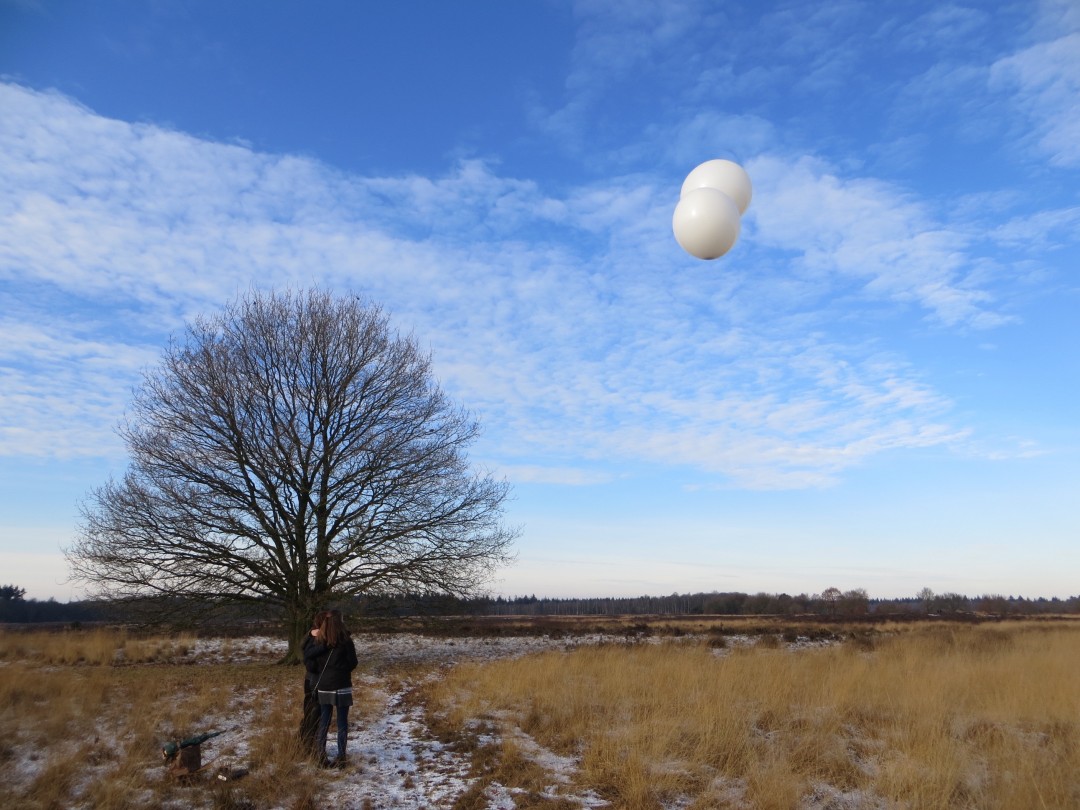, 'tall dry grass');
424,623,1080,809
0,631,324,810
0,628,198,666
